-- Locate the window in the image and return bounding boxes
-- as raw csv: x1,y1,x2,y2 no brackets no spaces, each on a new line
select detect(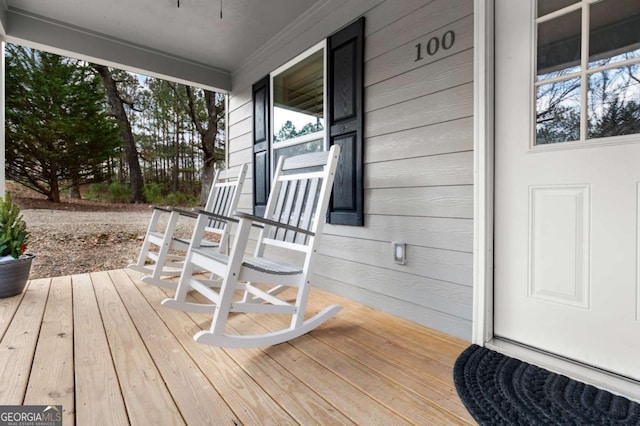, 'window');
535,0,640,145
271,42,326,169
252,18,364,225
